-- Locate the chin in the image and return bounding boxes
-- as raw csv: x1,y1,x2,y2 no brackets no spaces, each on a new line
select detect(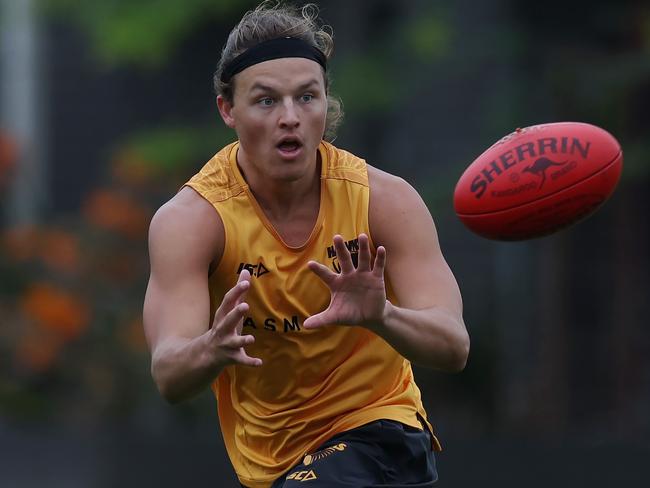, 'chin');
272,166,309,183
274,150,317,175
